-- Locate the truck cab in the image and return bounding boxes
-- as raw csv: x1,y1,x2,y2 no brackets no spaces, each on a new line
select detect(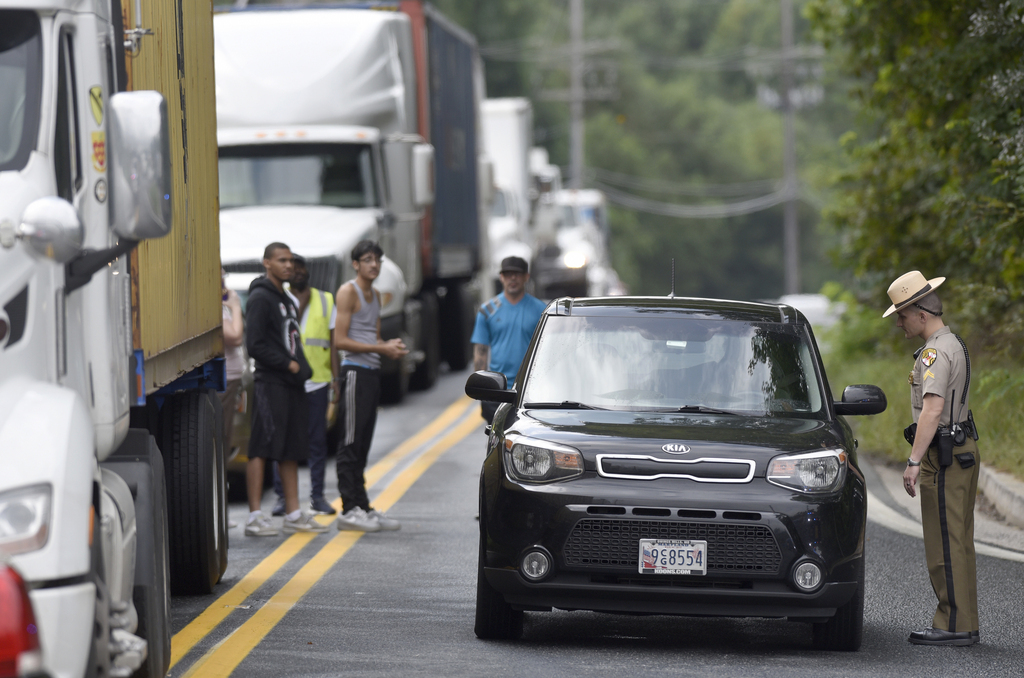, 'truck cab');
1,2,226,675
